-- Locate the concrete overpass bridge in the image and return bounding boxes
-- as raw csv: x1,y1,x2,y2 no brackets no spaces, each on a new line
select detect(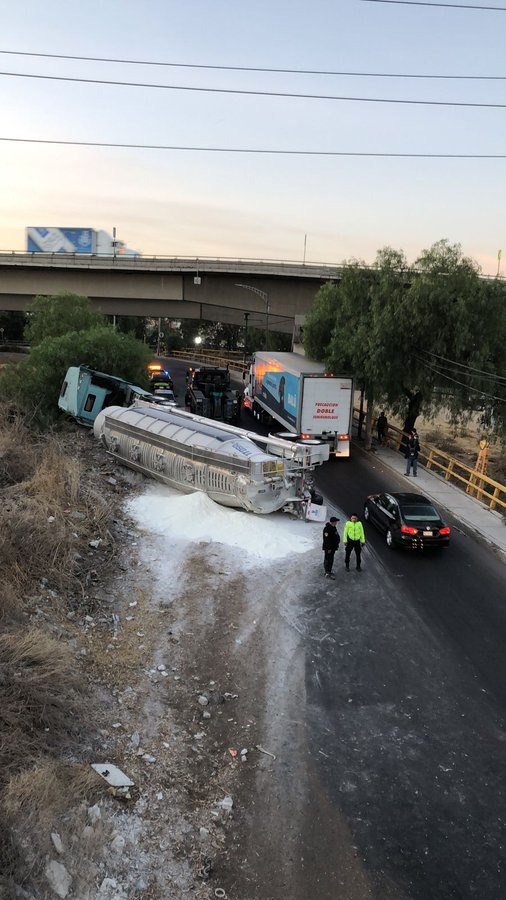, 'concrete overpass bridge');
0,253,343,335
